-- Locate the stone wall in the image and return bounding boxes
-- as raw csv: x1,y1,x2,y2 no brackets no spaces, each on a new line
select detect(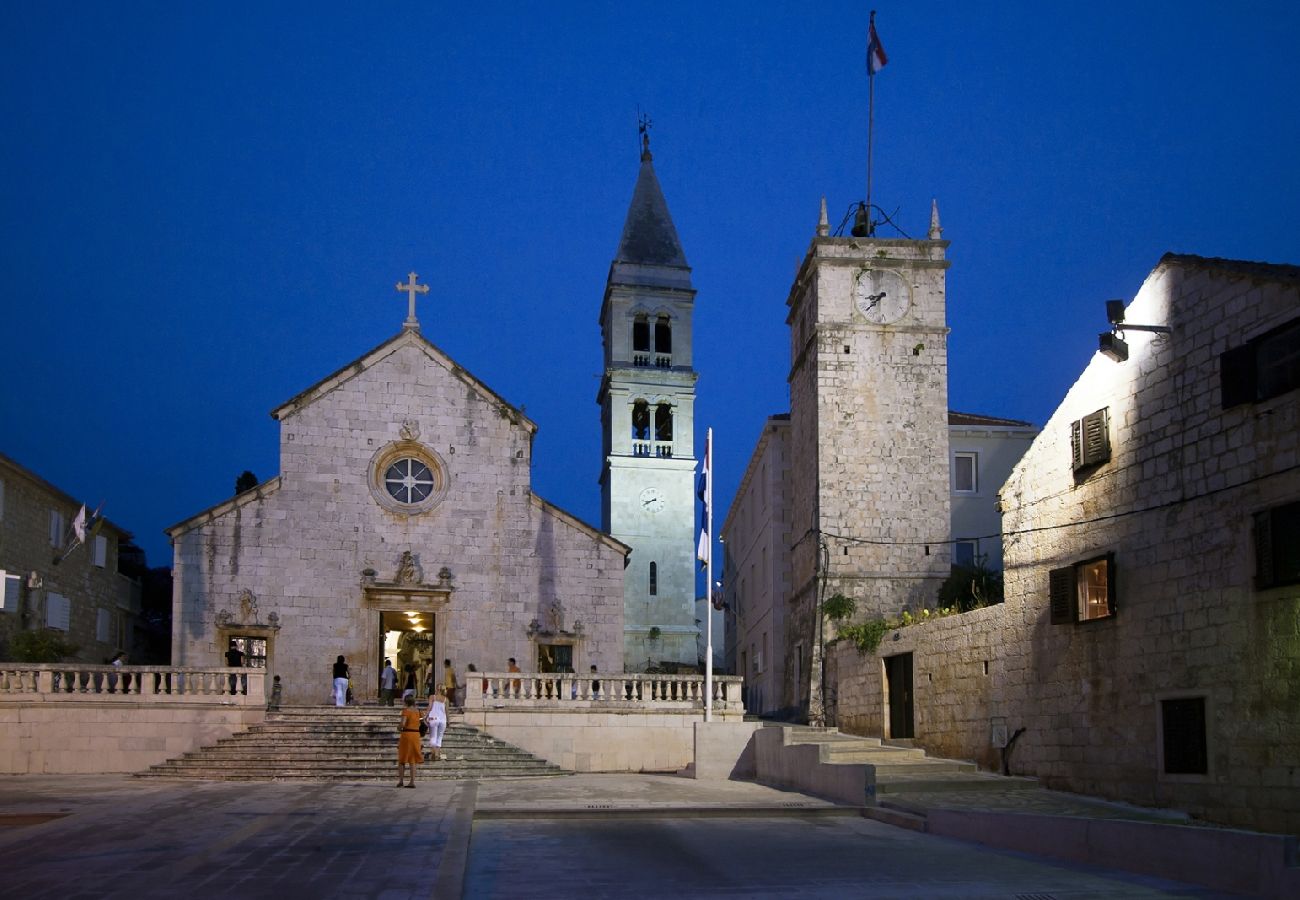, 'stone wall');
0,702,264,774
831,256,1300,835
